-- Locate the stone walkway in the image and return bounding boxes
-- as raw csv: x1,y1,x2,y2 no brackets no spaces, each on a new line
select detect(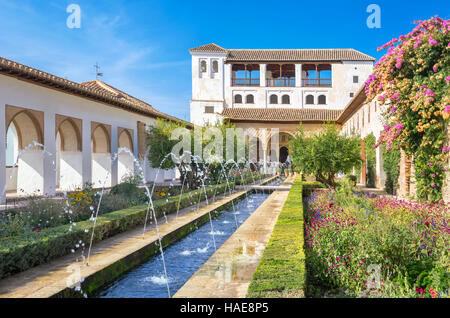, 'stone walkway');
174,176,294,298
0,189,252,298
